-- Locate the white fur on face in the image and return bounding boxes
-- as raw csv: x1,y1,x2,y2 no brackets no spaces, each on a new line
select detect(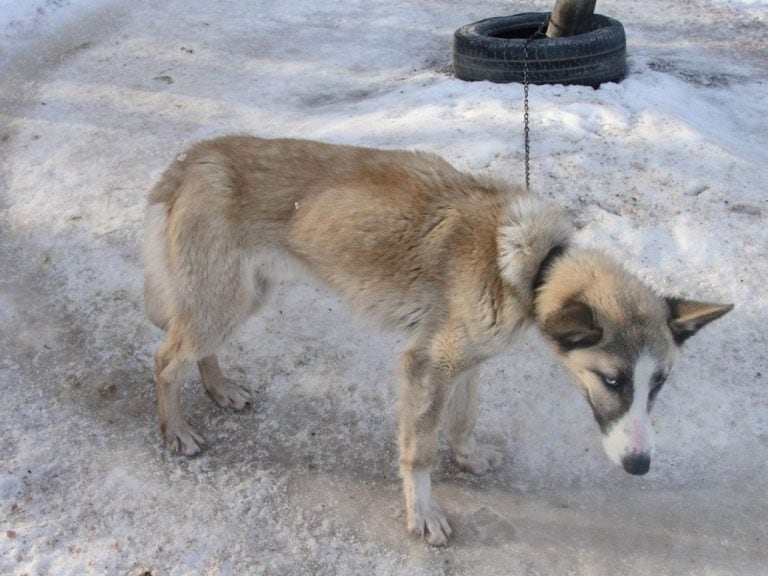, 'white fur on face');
602,353,657,467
